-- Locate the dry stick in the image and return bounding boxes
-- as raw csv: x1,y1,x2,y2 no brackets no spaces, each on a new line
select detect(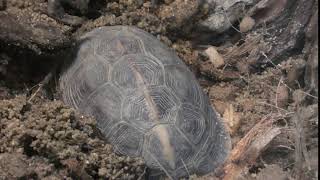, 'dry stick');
276,145,295,151
275,76,284,114
216,115,281,180
293,111,304,179
299,116,312,172
257,101,291,113
137,167,147,180
27,72,53,103
221,35,262,64
293,107,312,179
261,51,279,69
